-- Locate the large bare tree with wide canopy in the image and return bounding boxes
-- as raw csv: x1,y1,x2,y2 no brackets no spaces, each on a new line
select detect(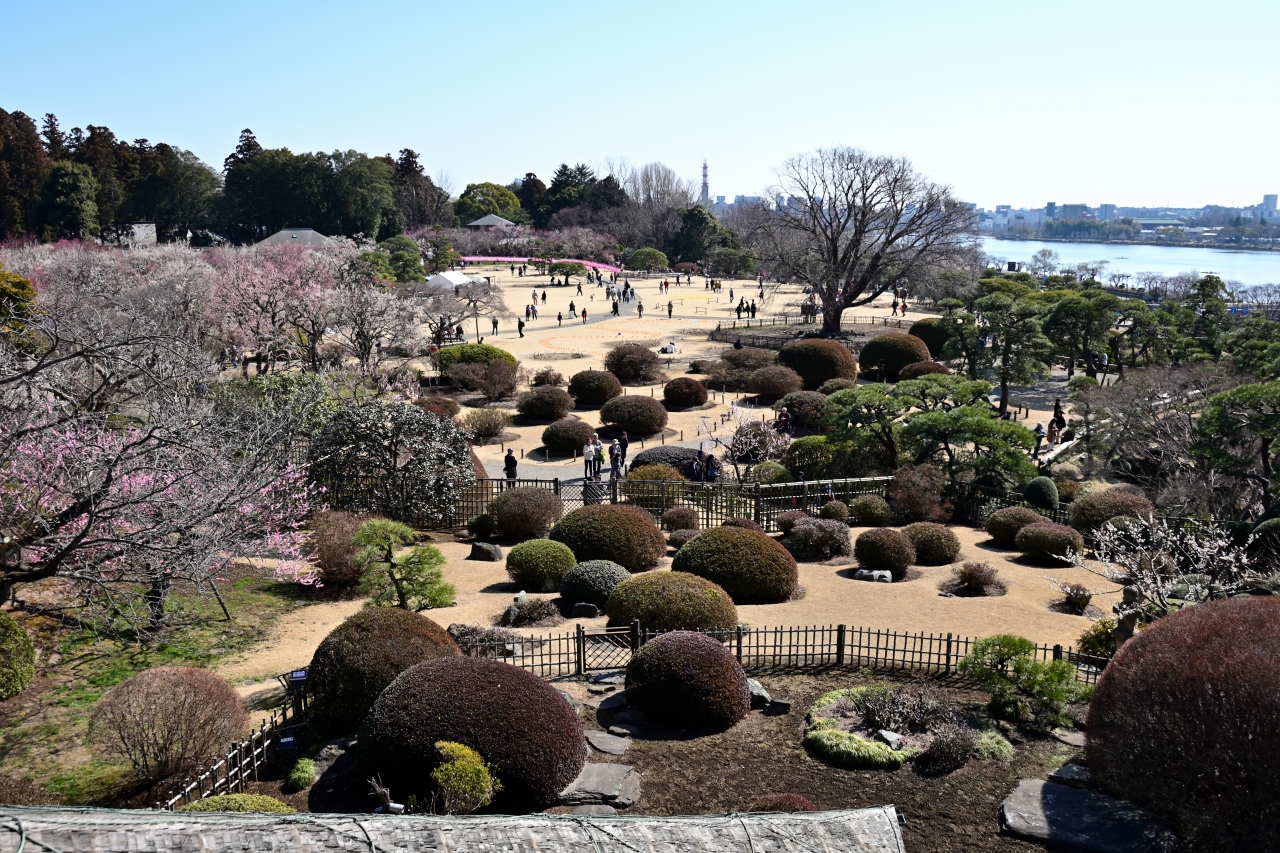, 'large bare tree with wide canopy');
752,147,974,335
